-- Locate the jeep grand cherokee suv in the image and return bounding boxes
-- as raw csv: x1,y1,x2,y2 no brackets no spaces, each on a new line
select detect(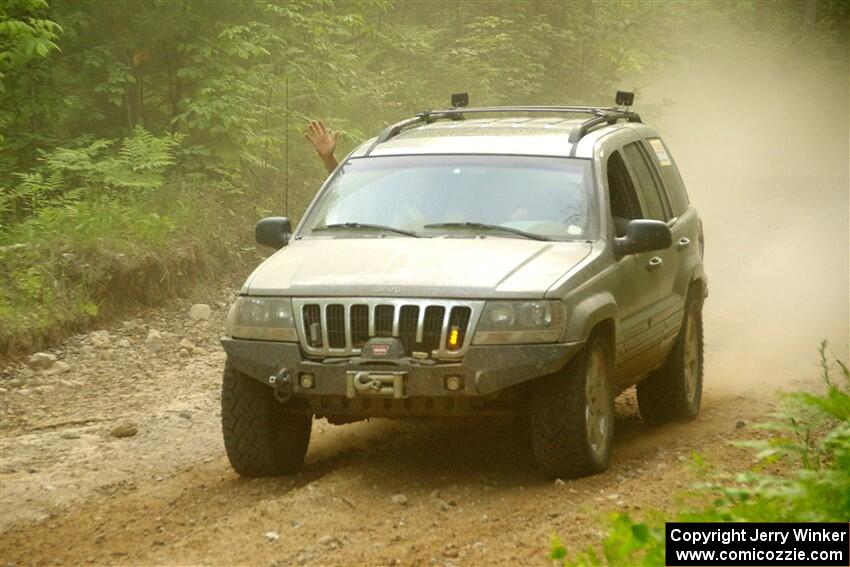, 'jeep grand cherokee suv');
221,93,707,479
